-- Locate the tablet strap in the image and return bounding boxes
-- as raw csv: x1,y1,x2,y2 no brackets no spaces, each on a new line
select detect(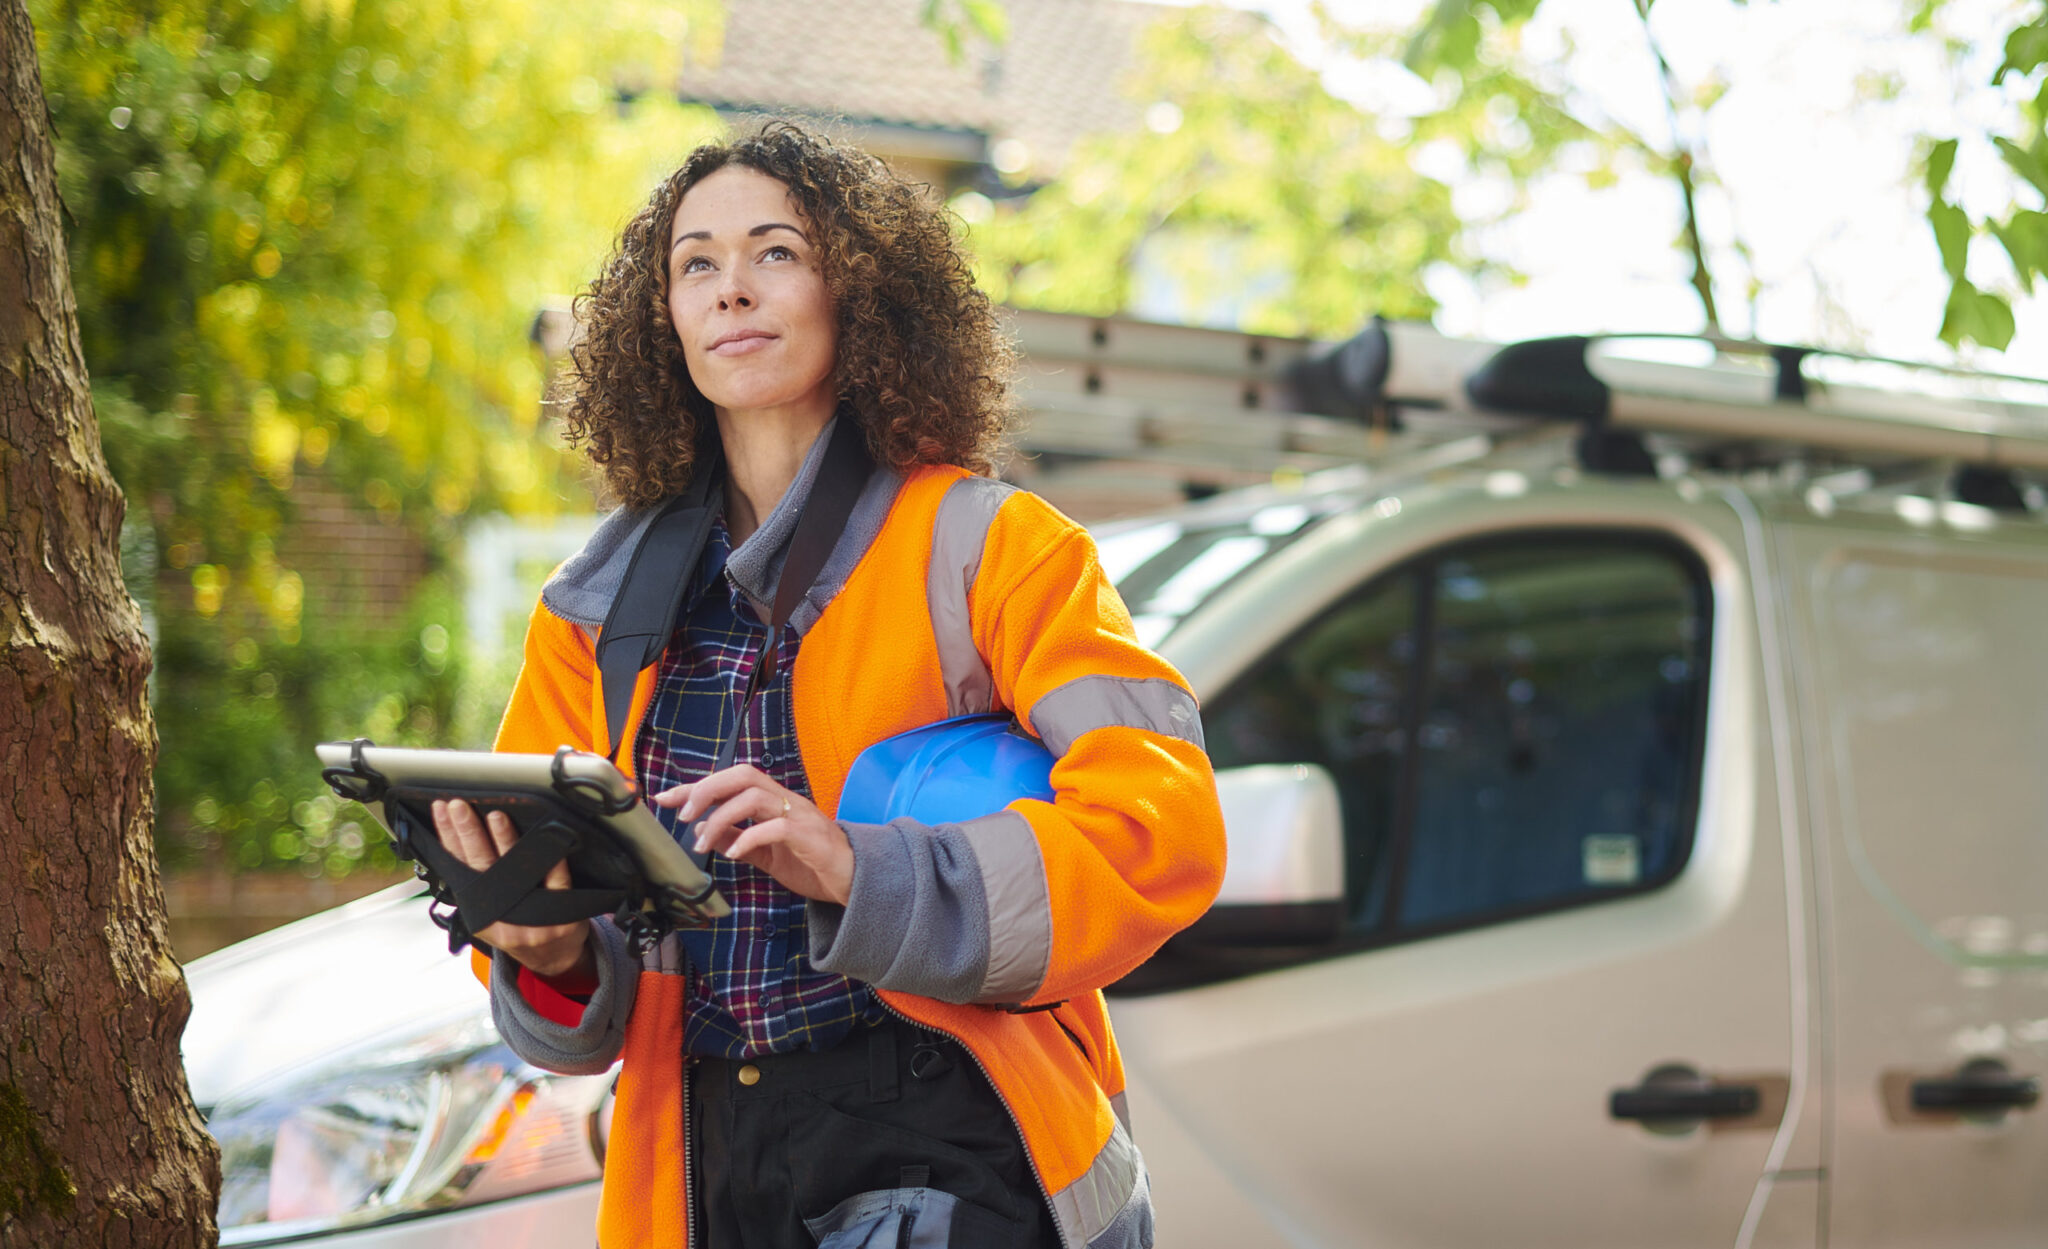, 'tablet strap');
390,804,627,952
443,823,619,929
